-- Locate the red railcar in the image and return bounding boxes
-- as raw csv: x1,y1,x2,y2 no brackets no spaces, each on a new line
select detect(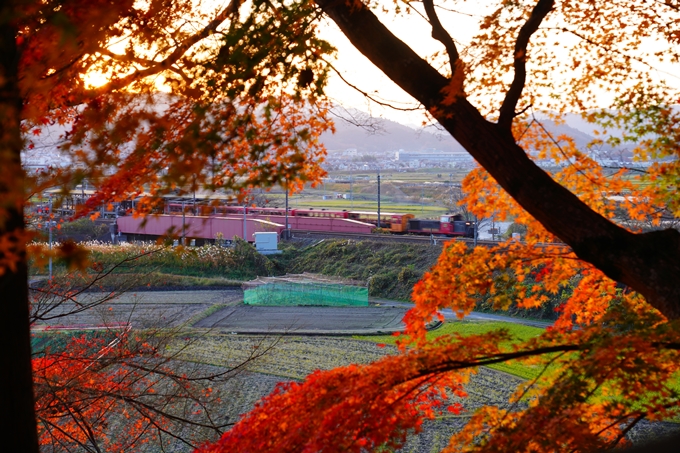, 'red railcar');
291,208,349,219
158,201,475,238
117,215,284,243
